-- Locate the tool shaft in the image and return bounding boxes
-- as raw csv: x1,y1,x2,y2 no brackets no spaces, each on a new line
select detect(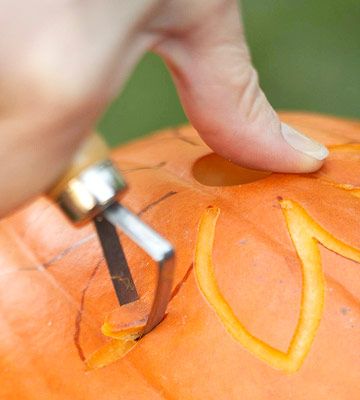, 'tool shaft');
104,203,174,335
94,216,139,305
